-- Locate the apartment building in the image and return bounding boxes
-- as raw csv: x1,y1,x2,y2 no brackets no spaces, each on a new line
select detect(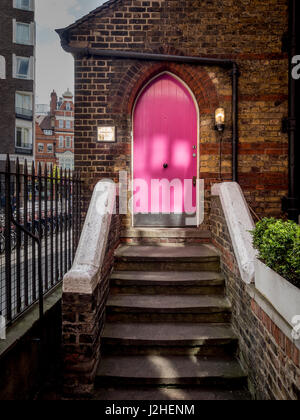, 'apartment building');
0,0,35,171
